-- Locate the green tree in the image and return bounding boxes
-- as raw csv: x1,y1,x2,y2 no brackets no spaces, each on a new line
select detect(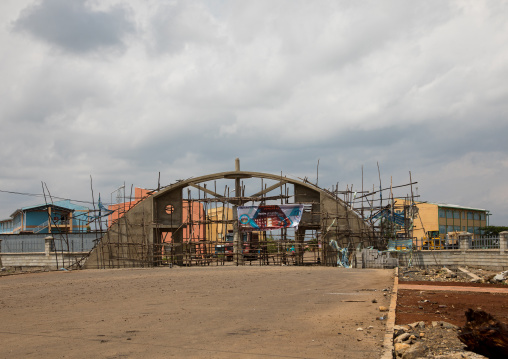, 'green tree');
479,226,508,236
